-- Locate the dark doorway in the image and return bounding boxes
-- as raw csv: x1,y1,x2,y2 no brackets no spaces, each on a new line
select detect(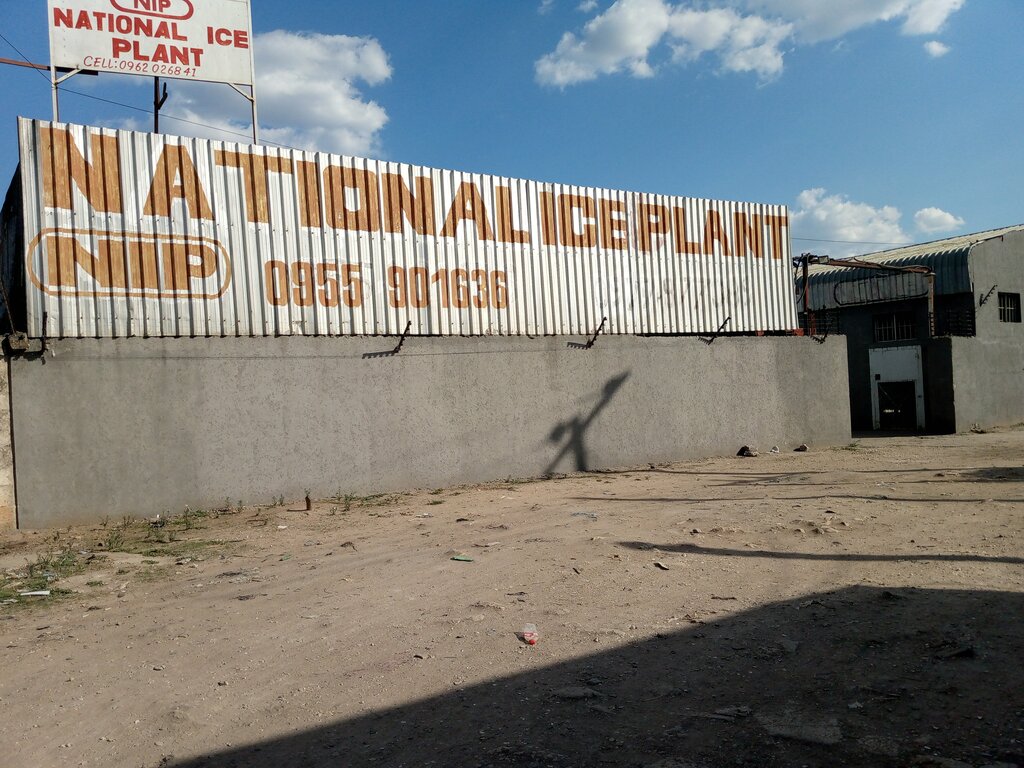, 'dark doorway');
877,380,918,430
